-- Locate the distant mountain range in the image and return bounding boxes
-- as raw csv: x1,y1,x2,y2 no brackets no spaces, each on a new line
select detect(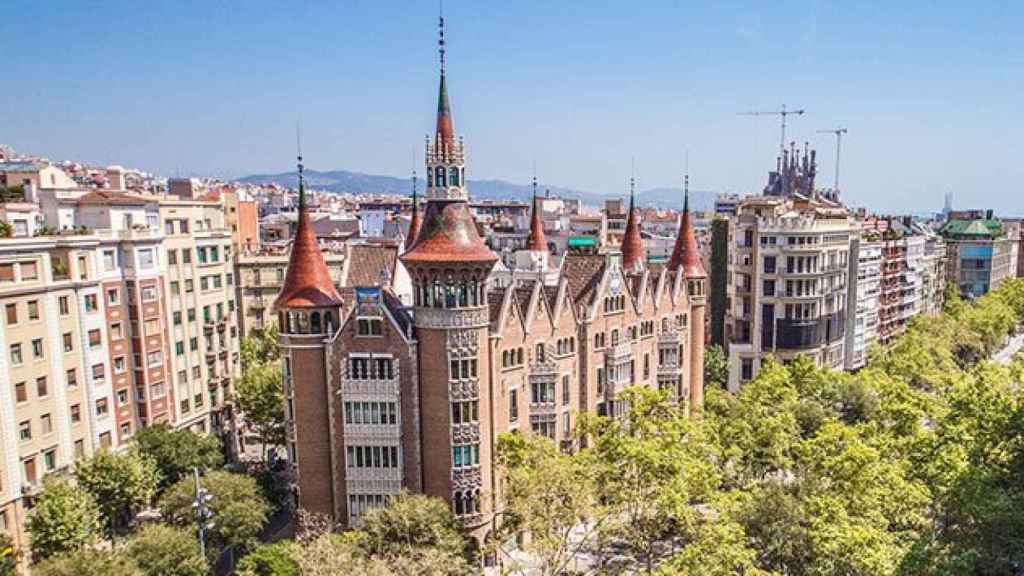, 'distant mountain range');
237,169,715,211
